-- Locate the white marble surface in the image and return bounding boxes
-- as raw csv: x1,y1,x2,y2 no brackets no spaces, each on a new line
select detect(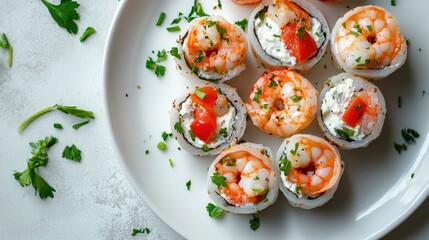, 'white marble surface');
0,0,427,239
